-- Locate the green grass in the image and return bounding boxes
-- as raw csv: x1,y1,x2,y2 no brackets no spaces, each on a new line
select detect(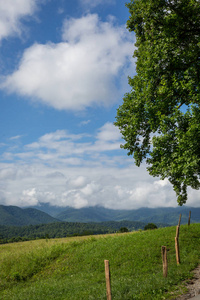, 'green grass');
0,224,200,299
